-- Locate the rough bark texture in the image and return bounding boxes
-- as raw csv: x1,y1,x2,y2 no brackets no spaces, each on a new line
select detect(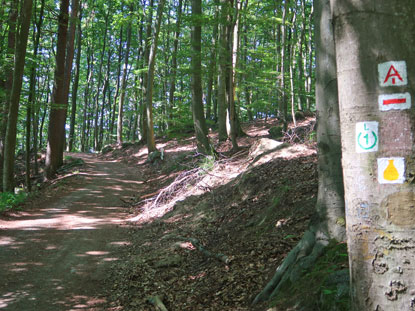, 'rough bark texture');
252,0,345,304
331,1,415,310
45,0,69,178
3,0,33,191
